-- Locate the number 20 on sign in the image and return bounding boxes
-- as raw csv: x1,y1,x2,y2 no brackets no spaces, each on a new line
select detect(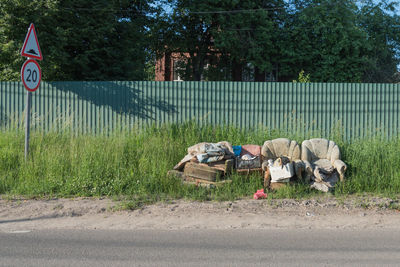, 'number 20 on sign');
21,59,41,92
